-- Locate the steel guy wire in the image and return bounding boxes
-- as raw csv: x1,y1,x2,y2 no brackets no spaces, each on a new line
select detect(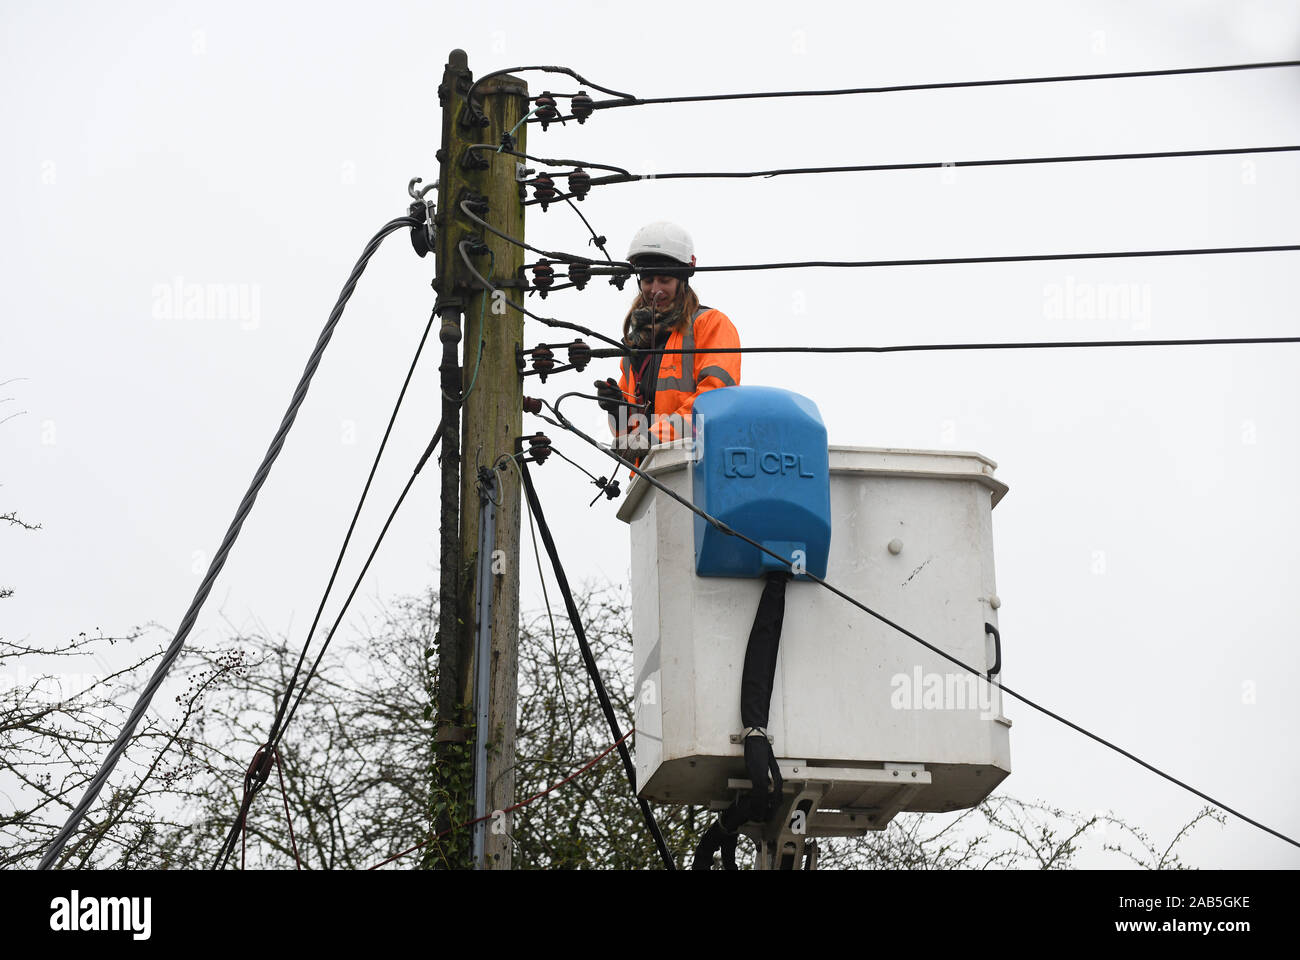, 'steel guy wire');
212,415,449,869
38,214,420,871
213,306,442,866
